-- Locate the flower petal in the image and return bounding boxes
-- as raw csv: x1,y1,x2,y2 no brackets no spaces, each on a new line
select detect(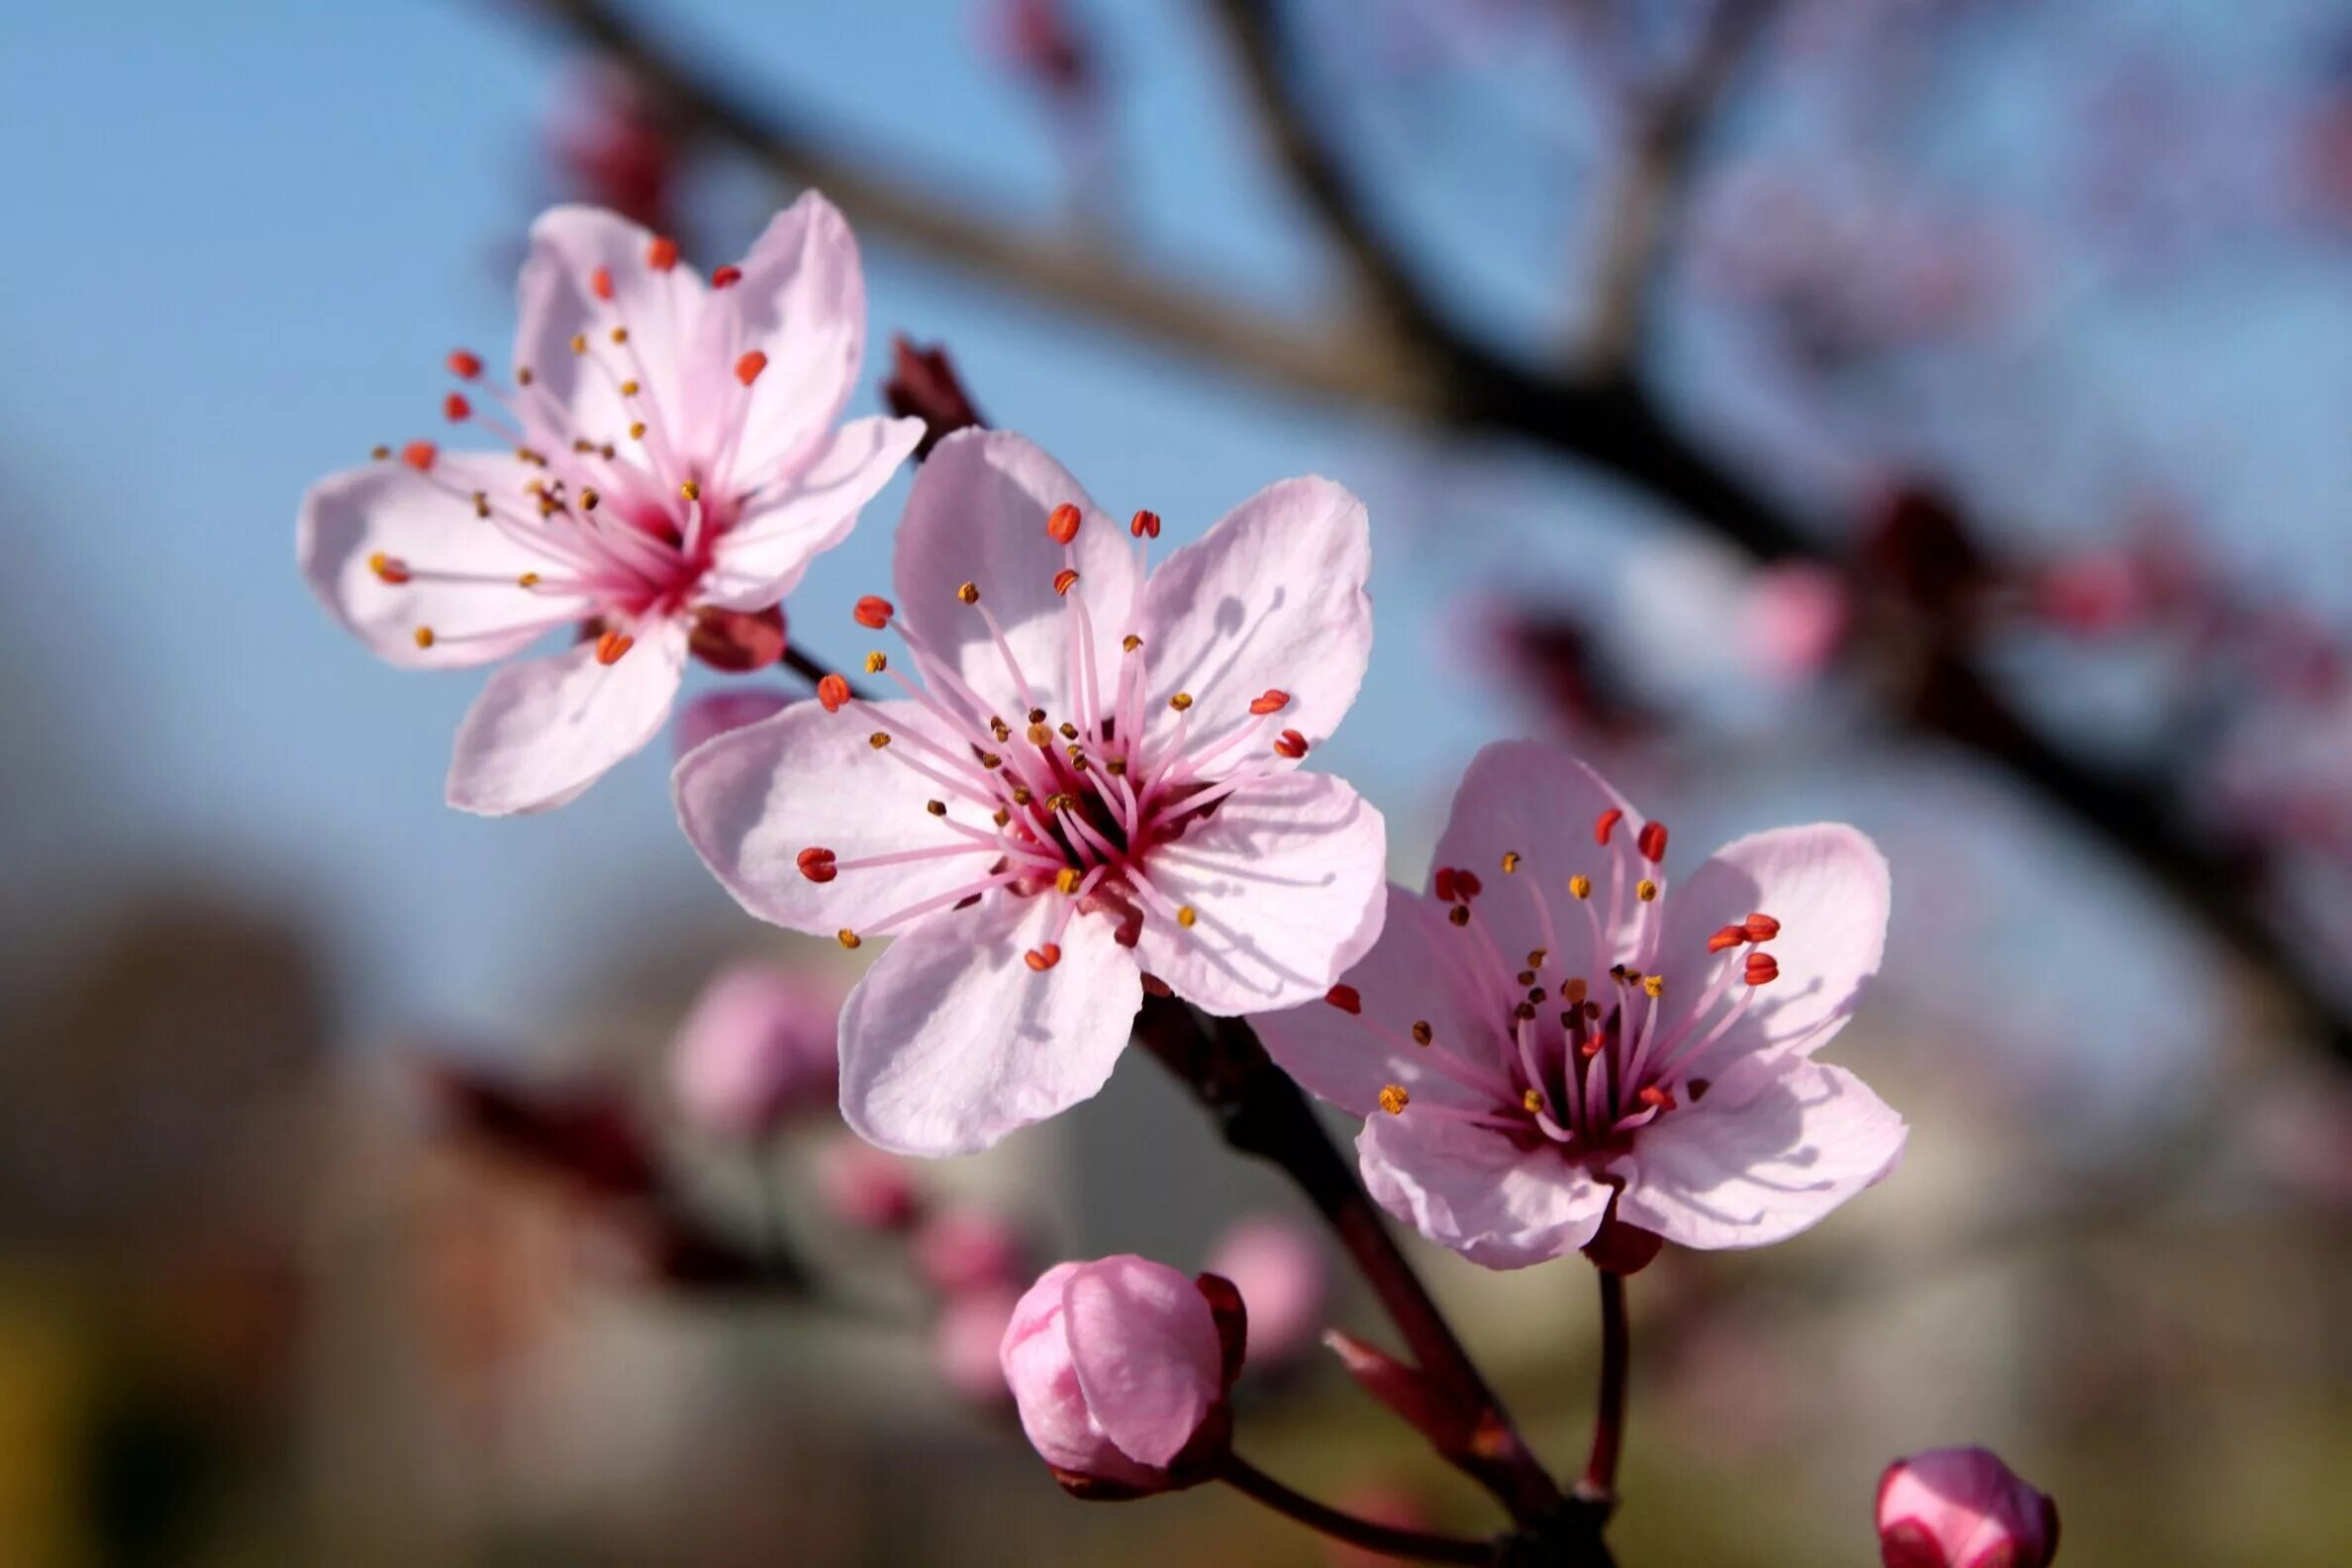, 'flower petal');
1251,890,1503,1118
1131,770,1387,1016
299,455,583,668
513,205,706,456
444,616,687,815
1063,1257,1225,1468
1357,1110,1612,1269
1136,476,1372,761
1614,1056,1907,1250
1657,823,1890,1075
672,698,999,935
700,415,925,610
837,892,1142,1155
712,192,871,483
891,430,1140,718
1428,739,1645,974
